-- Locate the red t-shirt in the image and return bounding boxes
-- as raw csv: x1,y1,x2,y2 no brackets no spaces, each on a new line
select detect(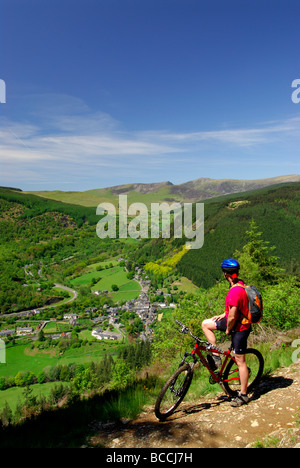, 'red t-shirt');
225,281,251,332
